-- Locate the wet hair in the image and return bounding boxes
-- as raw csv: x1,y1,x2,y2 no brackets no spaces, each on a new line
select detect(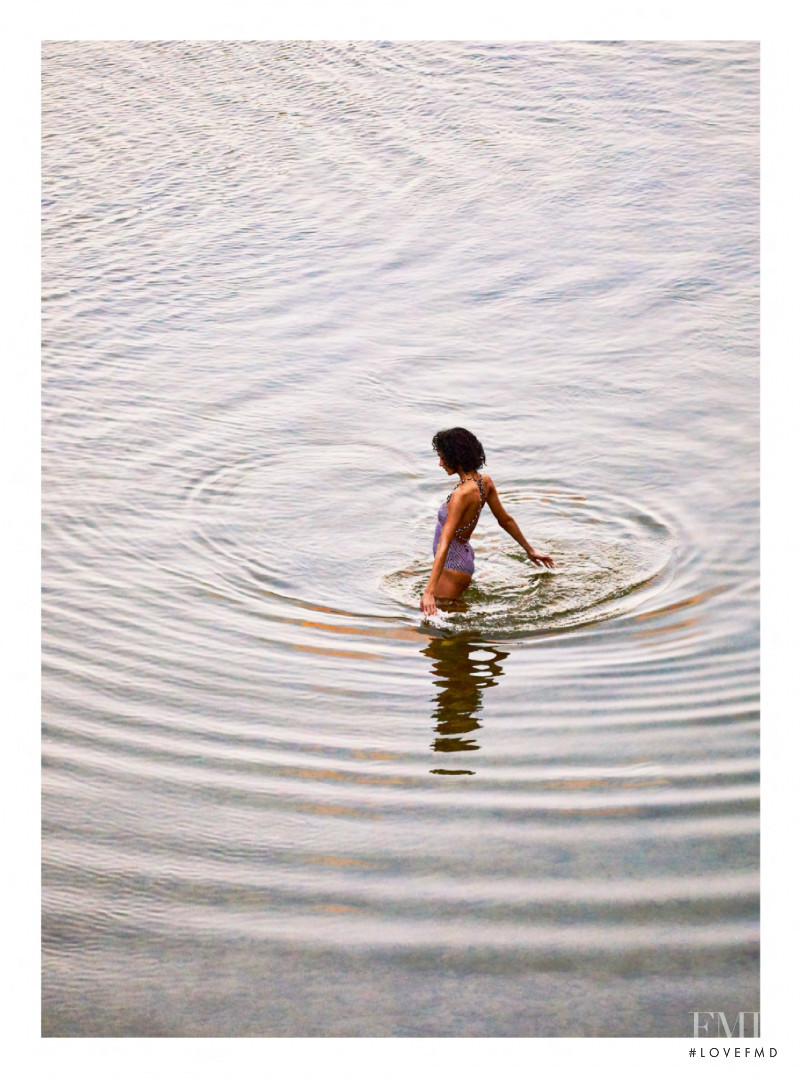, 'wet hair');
432,427,486,472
